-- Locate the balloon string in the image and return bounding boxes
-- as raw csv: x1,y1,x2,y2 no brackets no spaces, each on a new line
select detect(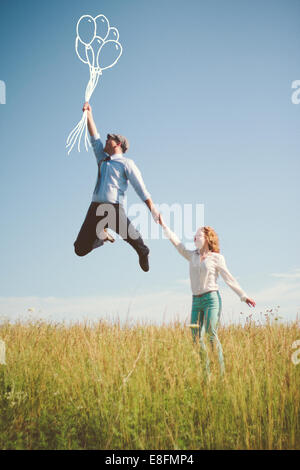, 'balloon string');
66,120,82,154
77,112,87,152
84,117,91,152
66,124,80,151
66,115,84,148
67,67,102,154
66,120,81,146
66,112,86,154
